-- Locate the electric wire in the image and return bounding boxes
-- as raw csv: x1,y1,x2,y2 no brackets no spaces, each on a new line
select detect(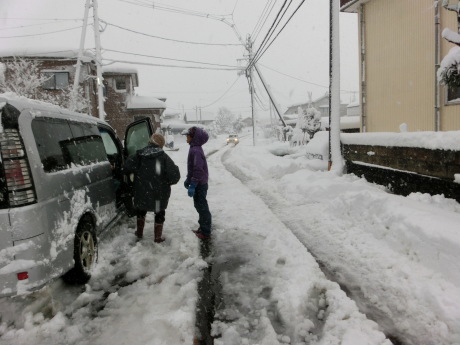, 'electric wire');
0,17,85,21
251,0,277,43
102,20,242,46
200,76,242,108
250,0,306,68
116,0,232,19
259,63,357,93
102,58,240,71
0,25,84,38
115,0,245,45
0,20,83,31
249,0,290,66
103,48,240,68
250,0,272,38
